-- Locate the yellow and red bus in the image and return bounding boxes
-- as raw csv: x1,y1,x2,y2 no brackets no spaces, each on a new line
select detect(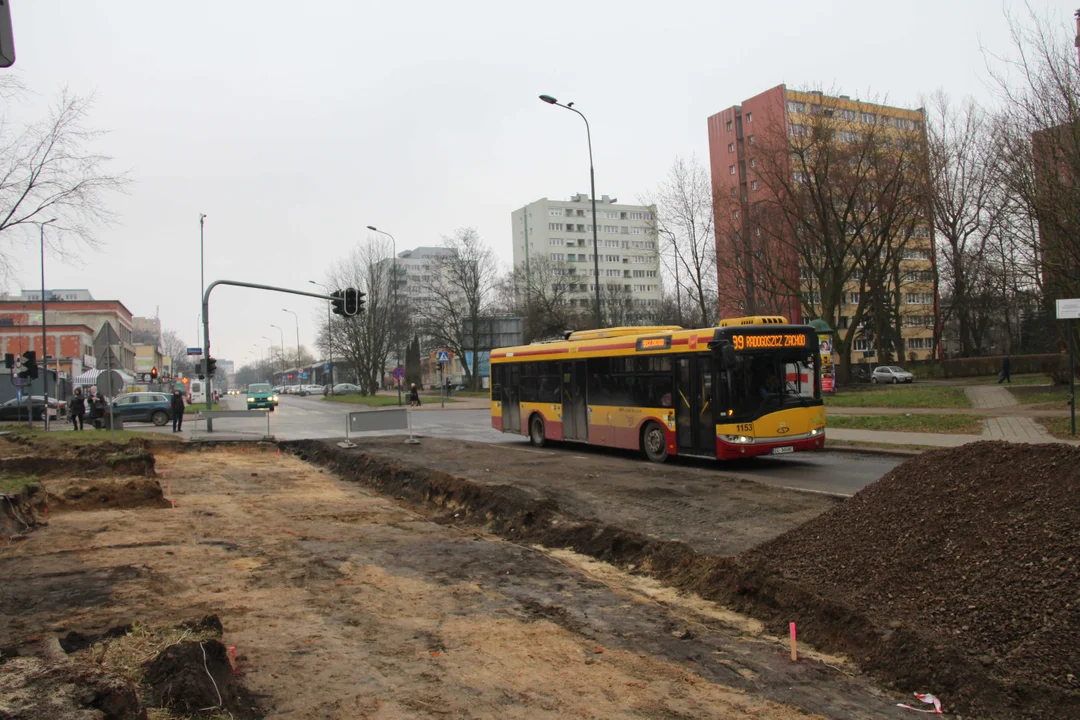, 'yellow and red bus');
489,317,825,462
